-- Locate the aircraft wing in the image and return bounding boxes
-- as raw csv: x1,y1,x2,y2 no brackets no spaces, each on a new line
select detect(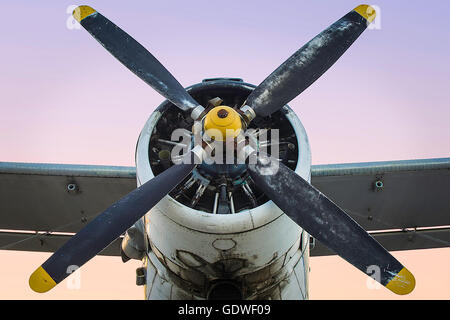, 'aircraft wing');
0,158,449,257
0,162,137,256
310,158,450,256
